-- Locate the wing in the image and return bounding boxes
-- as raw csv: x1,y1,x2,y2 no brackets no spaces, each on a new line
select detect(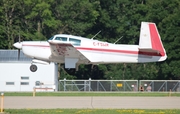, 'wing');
48,40,90,68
